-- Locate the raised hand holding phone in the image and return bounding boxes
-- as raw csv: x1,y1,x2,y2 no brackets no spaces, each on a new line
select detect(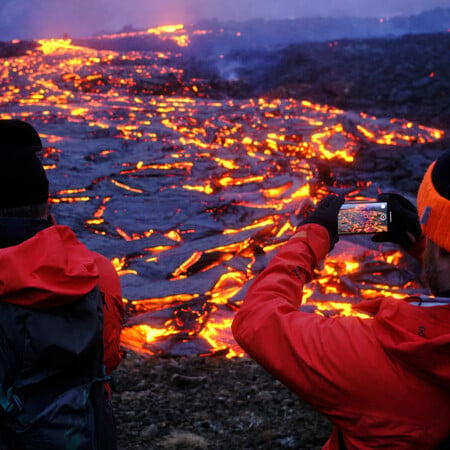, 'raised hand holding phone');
371,193,422,250
301,194,420,252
